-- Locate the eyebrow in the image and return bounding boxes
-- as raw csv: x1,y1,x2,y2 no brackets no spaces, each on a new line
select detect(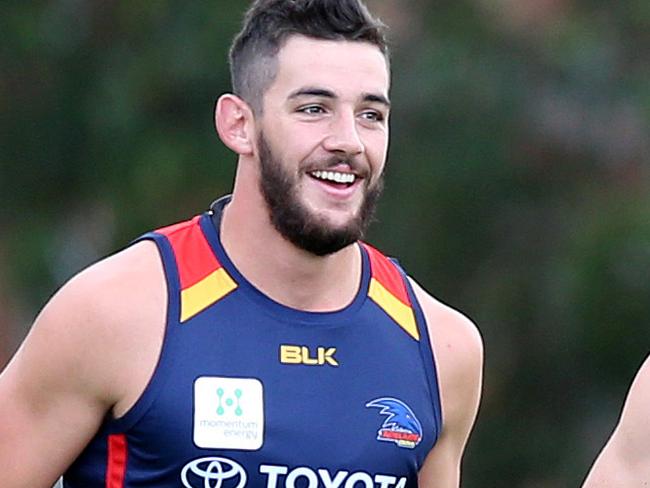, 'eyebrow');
363,93,391,108
288,87,391,108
